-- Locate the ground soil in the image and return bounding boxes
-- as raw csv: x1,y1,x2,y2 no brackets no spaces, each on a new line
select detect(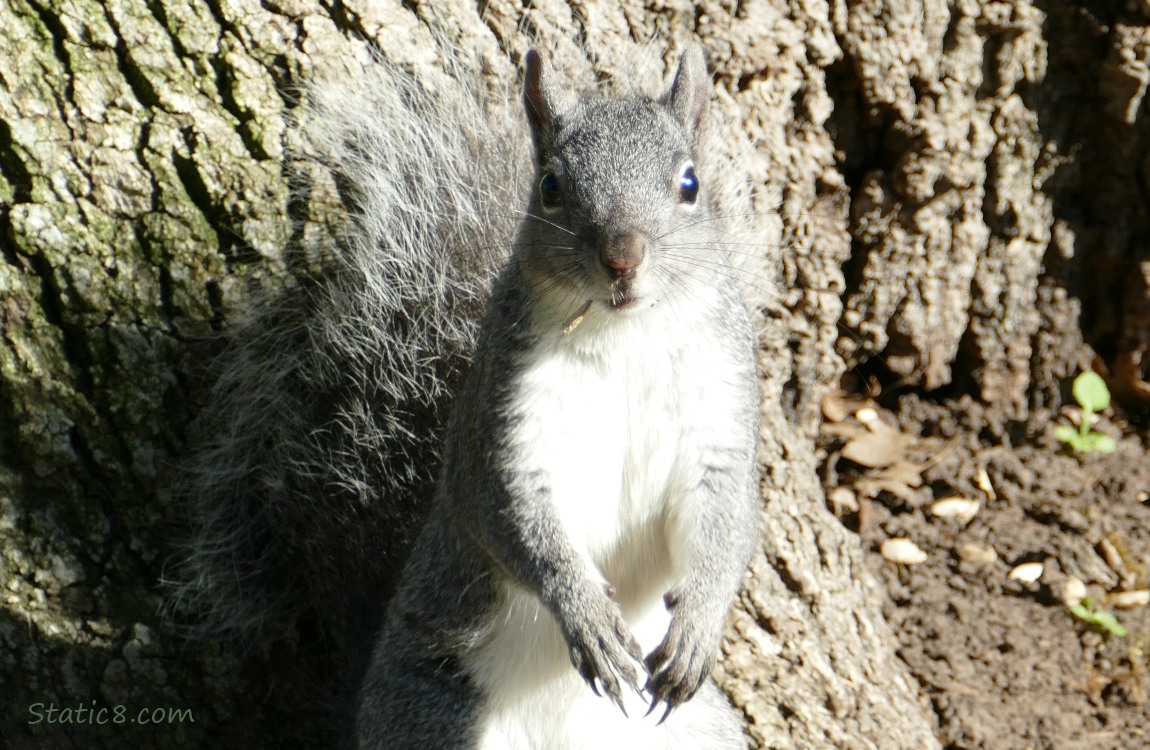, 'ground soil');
819,391,1150,750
